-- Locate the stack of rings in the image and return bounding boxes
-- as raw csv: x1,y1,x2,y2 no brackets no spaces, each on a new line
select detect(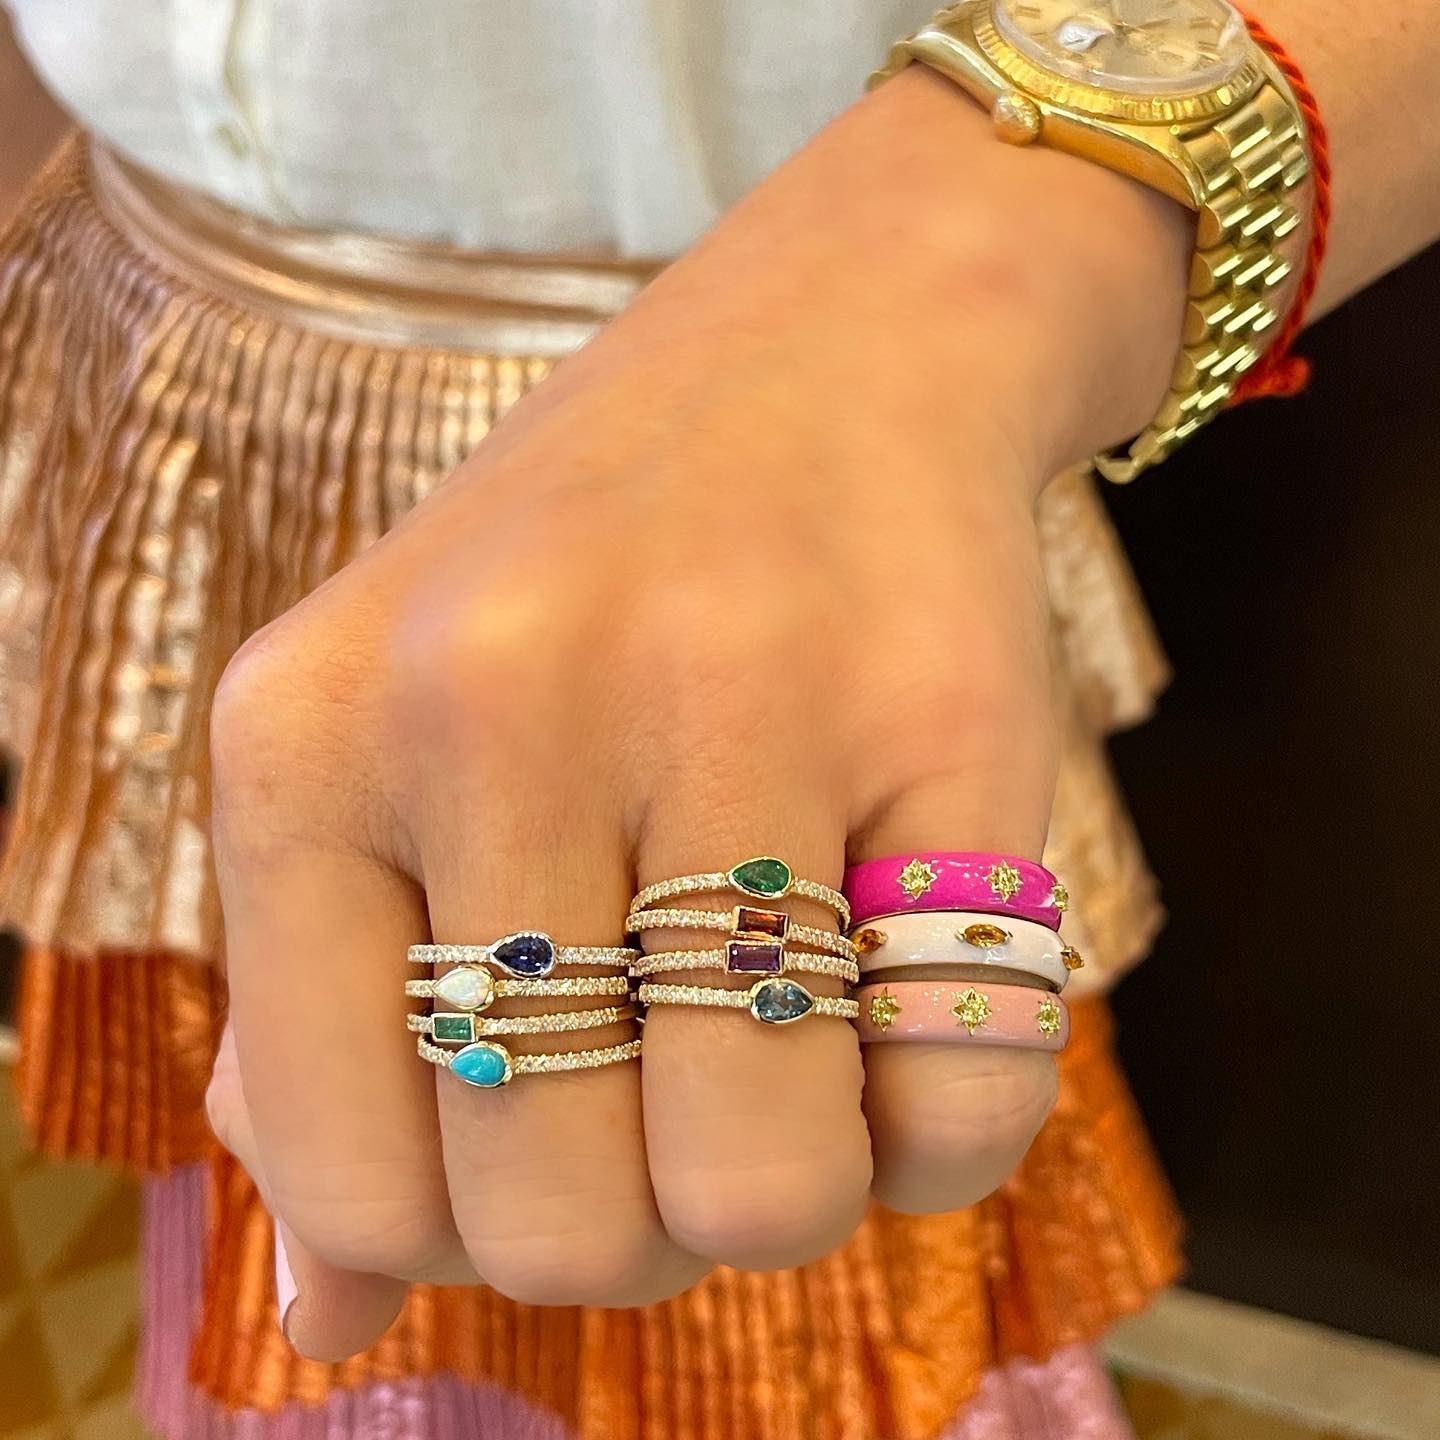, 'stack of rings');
628,856,859,1026
407,931,641,1087
844,853,1078,1053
